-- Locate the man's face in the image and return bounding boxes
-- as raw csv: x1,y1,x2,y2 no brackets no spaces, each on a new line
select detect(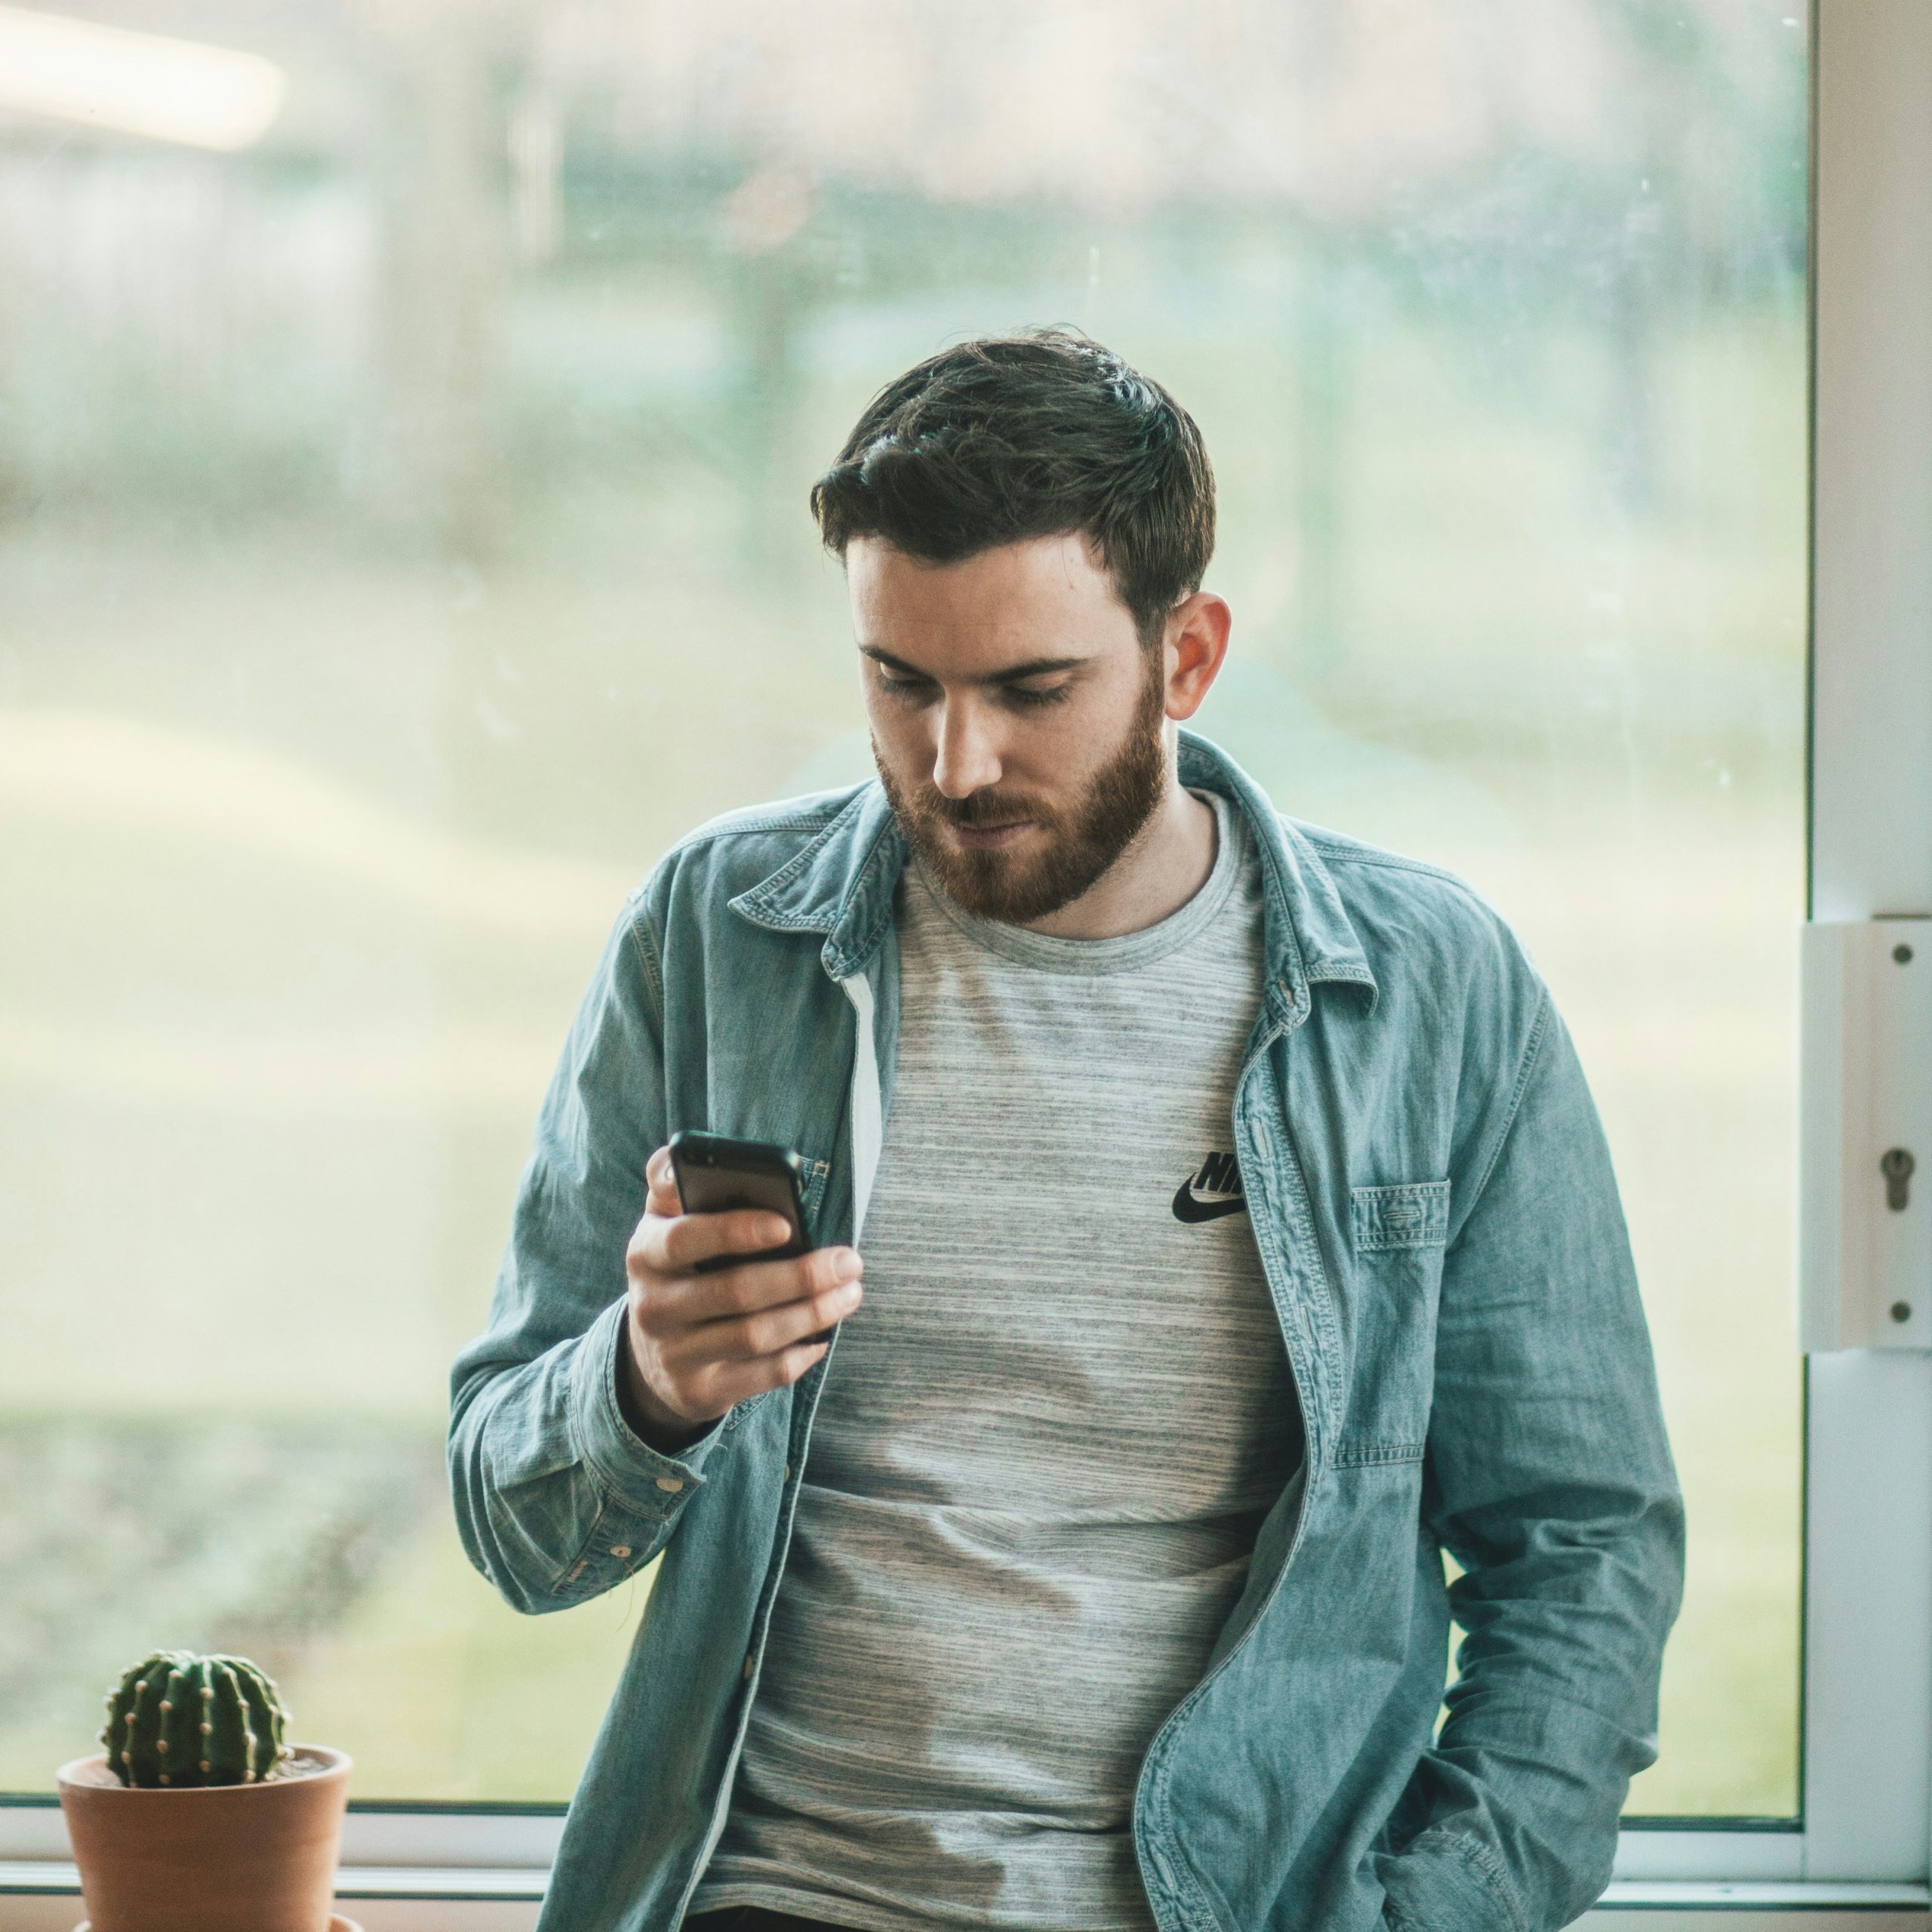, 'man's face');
849,532,1171,924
